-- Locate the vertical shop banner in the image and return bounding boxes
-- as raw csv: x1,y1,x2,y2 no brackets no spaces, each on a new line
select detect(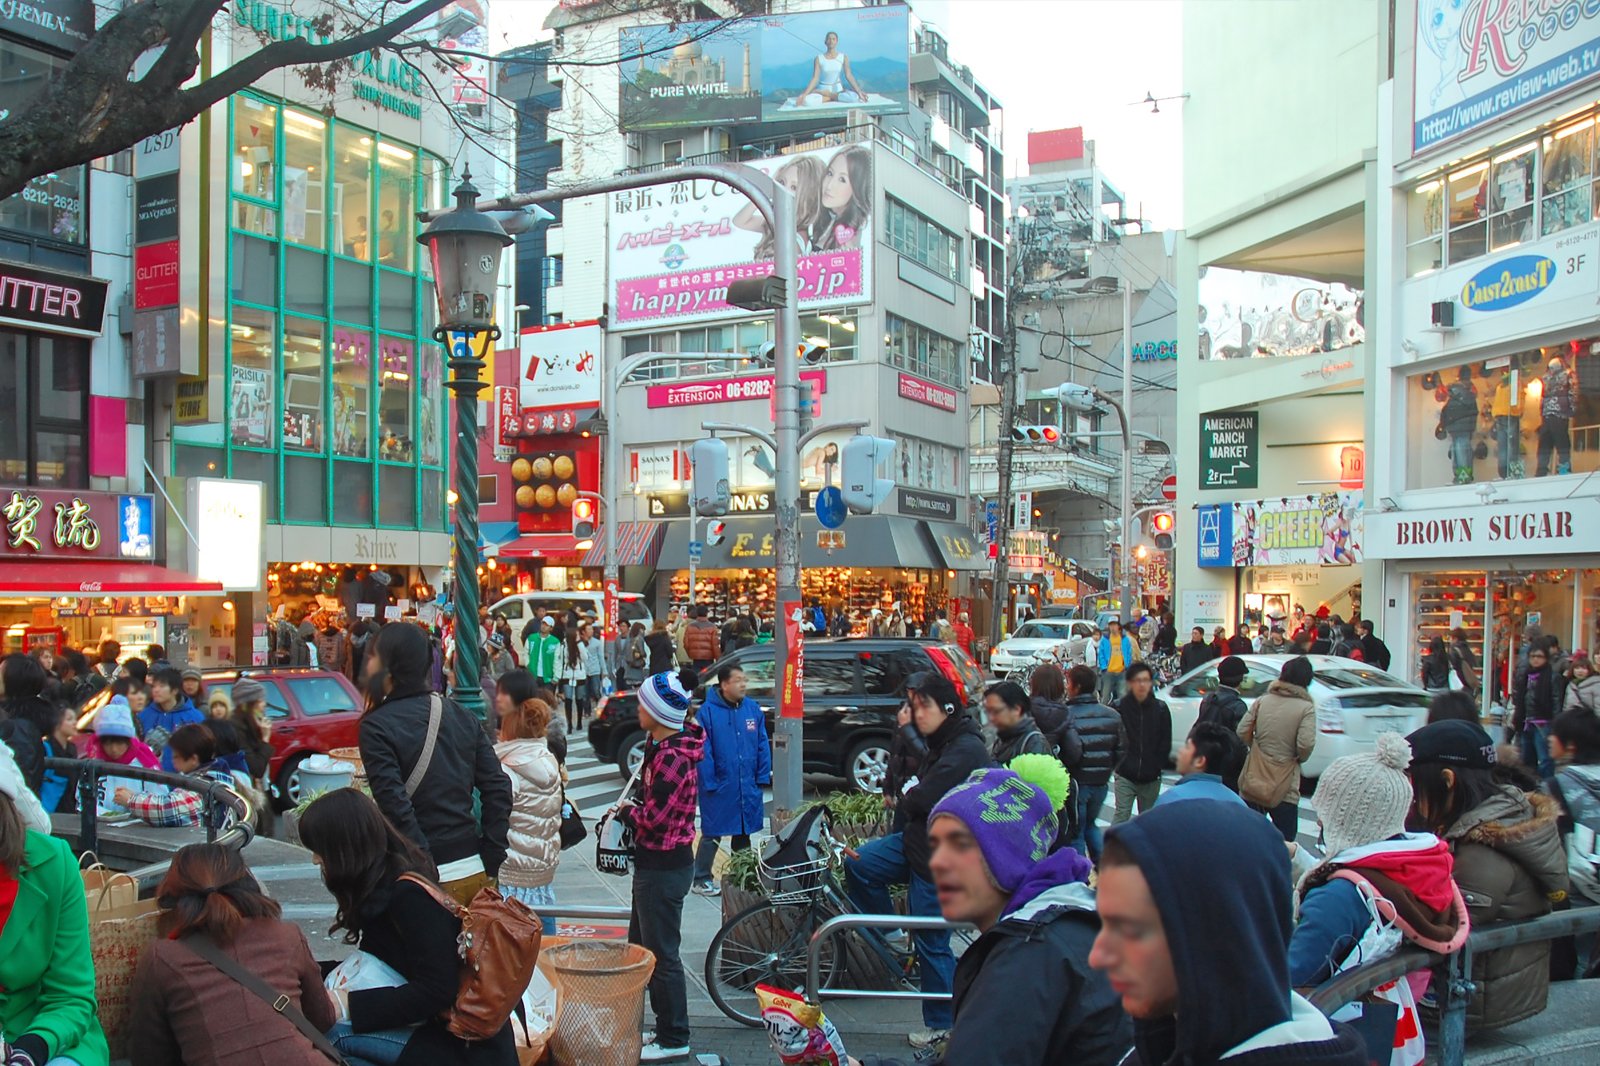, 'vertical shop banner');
780,600,804,719
132,127,187,379
1228,493,1363,567
1199,410,1258,489
617,5,909,131
608,143,874,328
1196,503,1234,568
493,387,518,460
519,320,602,411
604,579,619,642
